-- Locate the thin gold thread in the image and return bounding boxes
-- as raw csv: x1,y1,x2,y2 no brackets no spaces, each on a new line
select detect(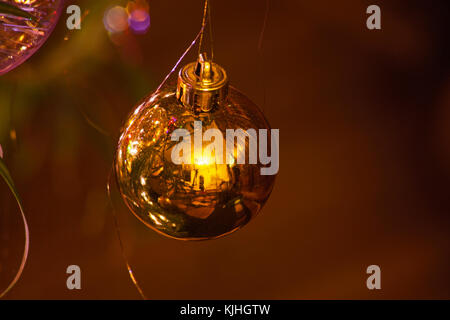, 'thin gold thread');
198,0,209,58
0,83,29,300
208,0,214,62
258,0,270,113
107,167,148,300
0,180,29,299
156,25,205,92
